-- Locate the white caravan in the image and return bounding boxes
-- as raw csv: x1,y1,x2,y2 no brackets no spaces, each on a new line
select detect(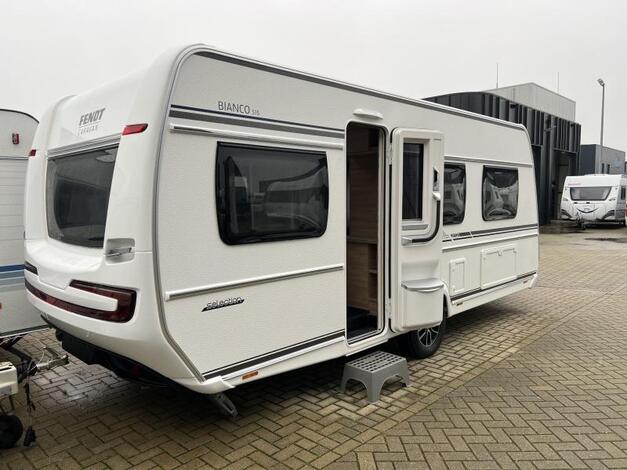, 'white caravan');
24,46,538,404
561,174,627,225
0,109,45,340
